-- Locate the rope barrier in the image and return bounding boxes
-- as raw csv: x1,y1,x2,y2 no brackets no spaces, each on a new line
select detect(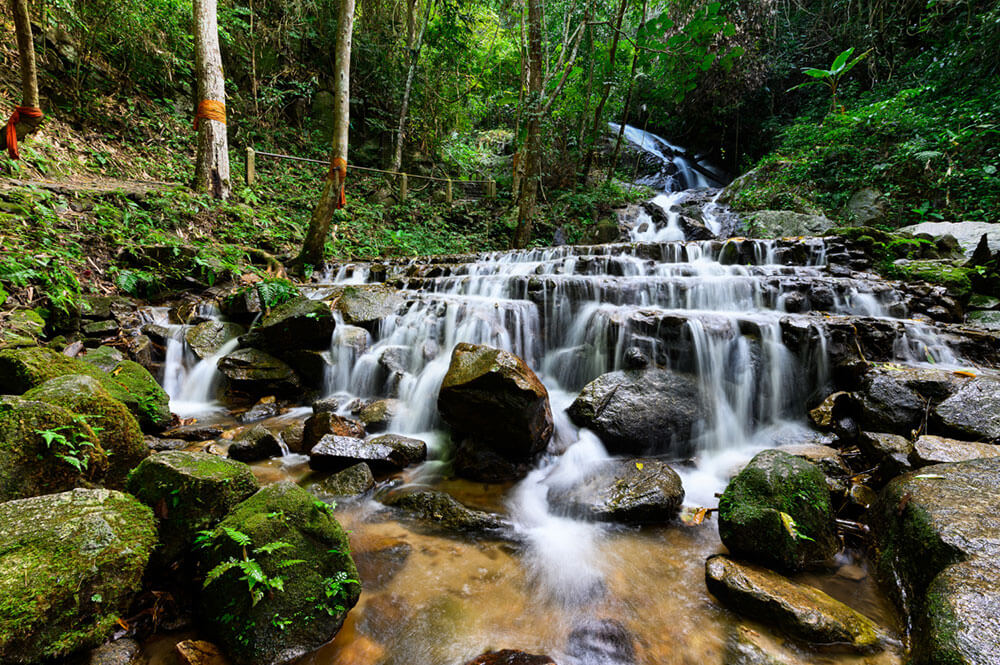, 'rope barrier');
252,149,492,184
194,100,226,130
5,106,43,160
